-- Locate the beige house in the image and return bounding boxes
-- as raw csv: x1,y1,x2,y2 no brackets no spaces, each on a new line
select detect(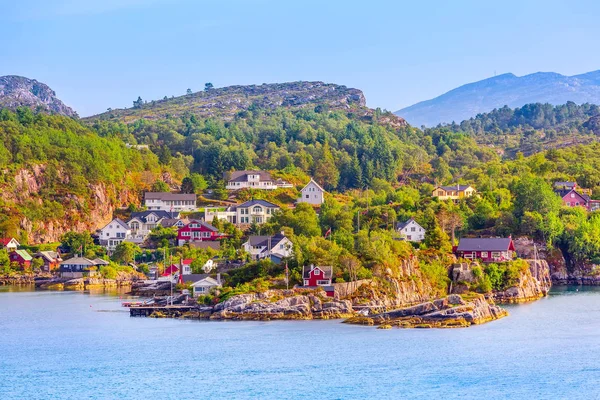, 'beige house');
432,184,476,200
